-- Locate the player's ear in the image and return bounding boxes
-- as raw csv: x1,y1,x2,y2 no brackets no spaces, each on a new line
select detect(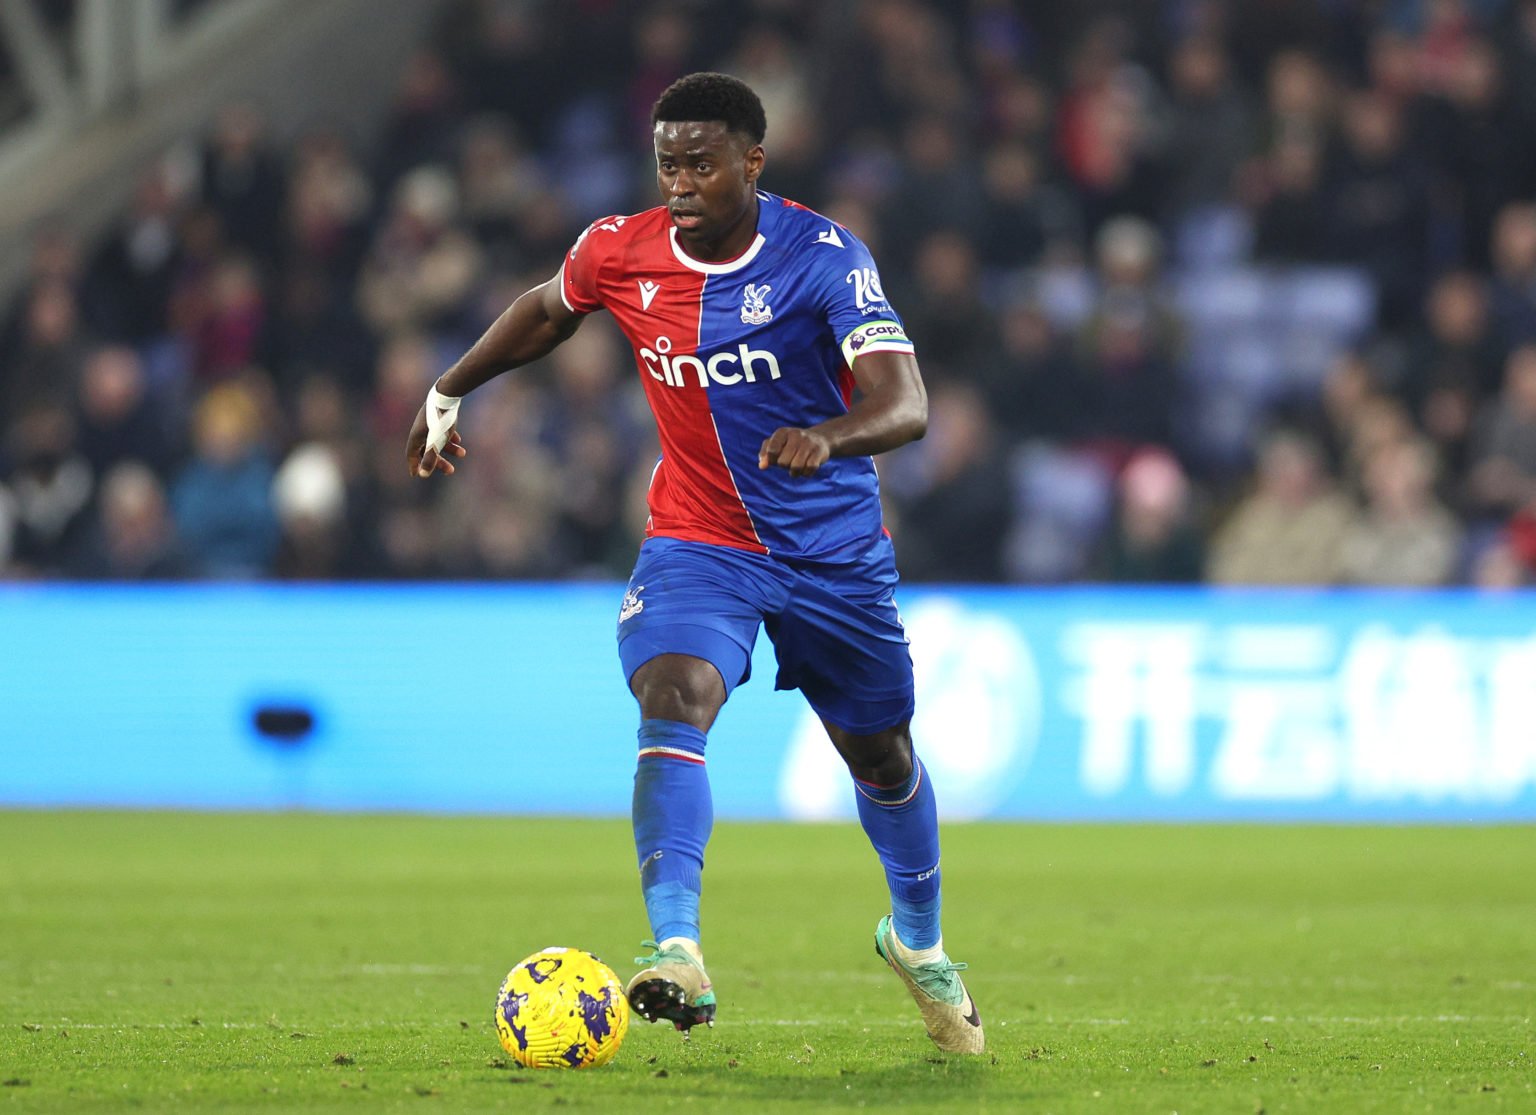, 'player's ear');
744,144,765,184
